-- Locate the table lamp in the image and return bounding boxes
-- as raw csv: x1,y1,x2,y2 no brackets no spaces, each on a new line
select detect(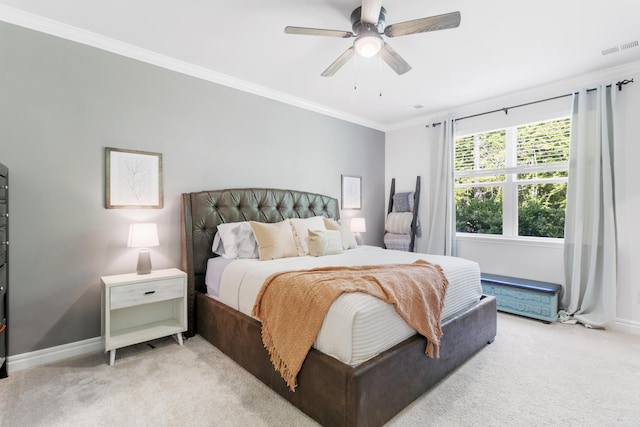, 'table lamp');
350,217,366,245
127,223,159,274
